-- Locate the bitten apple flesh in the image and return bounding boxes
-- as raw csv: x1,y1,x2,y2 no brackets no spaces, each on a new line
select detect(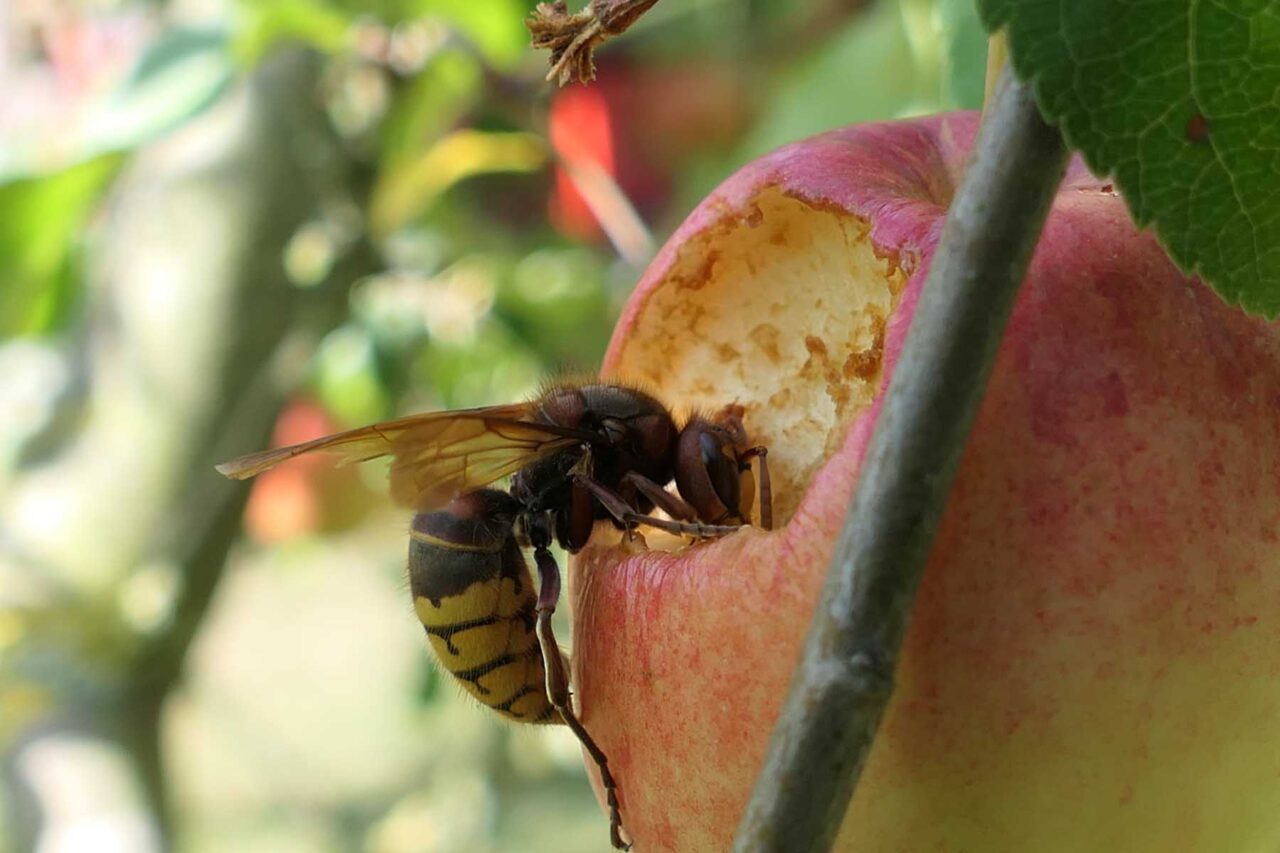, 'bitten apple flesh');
571,112,1280,852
